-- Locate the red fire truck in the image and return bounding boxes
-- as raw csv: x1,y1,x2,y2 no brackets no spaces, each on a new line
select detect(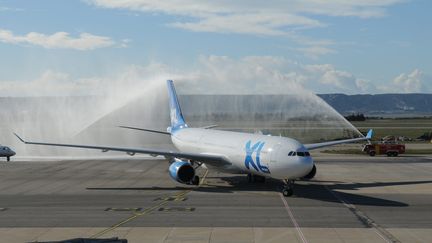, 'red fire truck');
363,141,405,157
